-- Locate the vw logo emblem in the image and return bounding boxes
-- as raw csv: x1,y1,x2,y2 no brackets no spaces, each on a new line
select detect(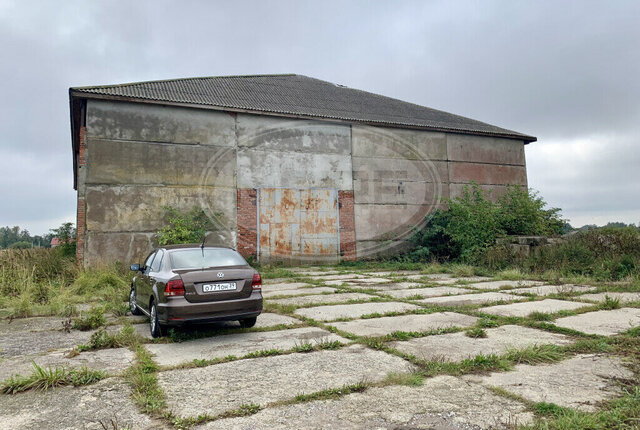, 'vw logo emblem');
217,272,224,278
